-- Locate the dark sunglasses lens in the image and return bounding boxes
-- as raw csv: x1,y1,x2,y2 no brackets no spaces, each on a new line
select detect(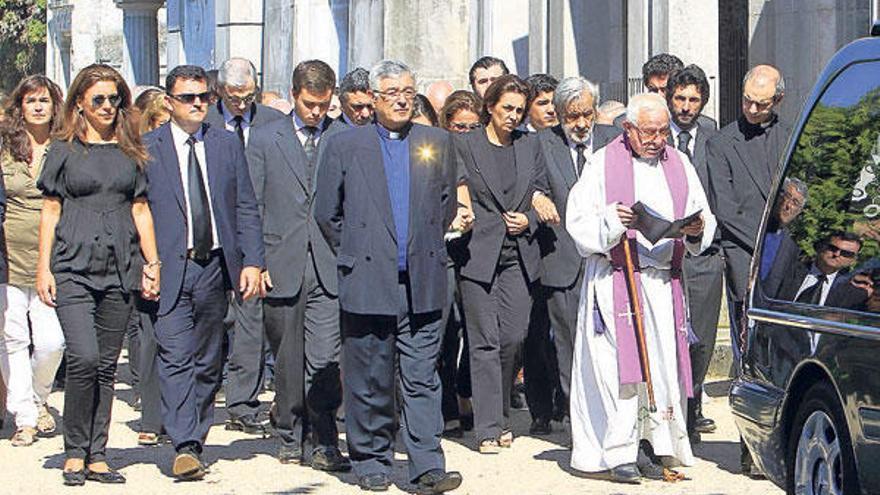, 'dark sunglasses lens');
840,249,857,258
92,94,121,107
